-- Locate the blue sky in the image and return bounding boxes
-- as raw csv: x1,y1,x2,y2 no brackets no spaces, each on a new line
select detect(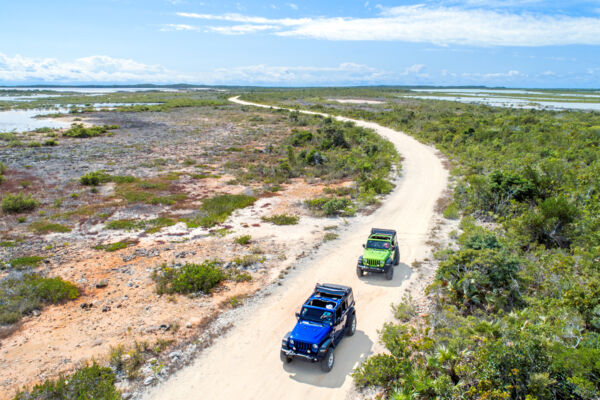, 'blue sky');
1,0,599,87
